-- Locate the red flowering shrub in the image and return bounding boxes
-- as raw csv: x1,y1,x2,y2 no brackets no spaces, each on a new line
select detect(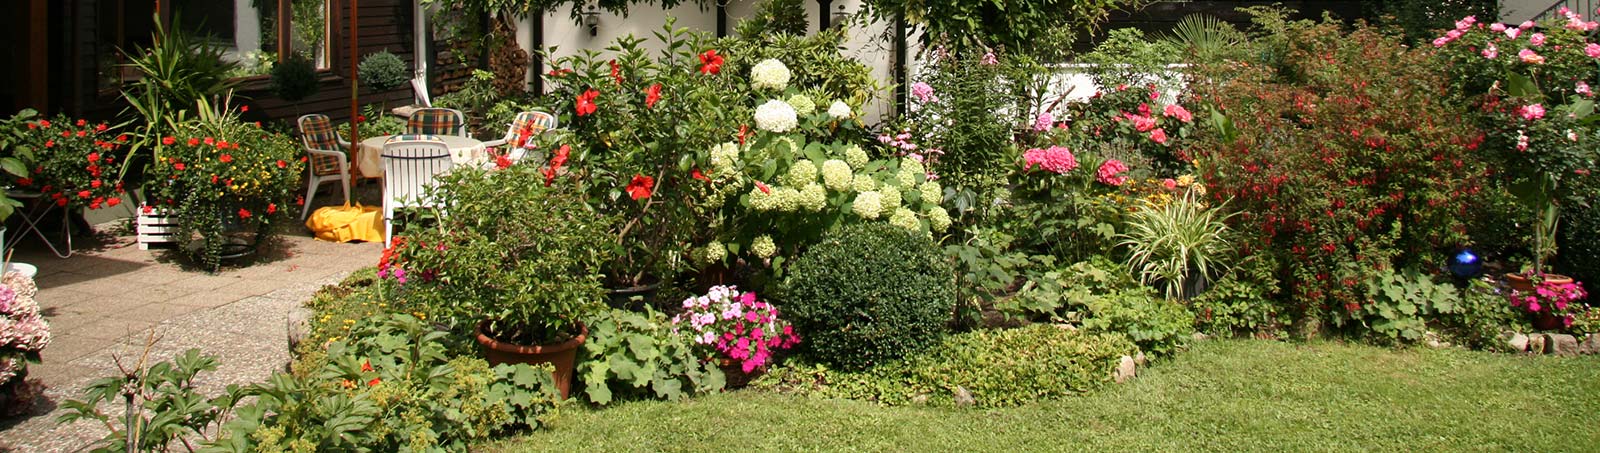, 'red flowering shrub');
15,115,127,210
1188,20,1485,326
